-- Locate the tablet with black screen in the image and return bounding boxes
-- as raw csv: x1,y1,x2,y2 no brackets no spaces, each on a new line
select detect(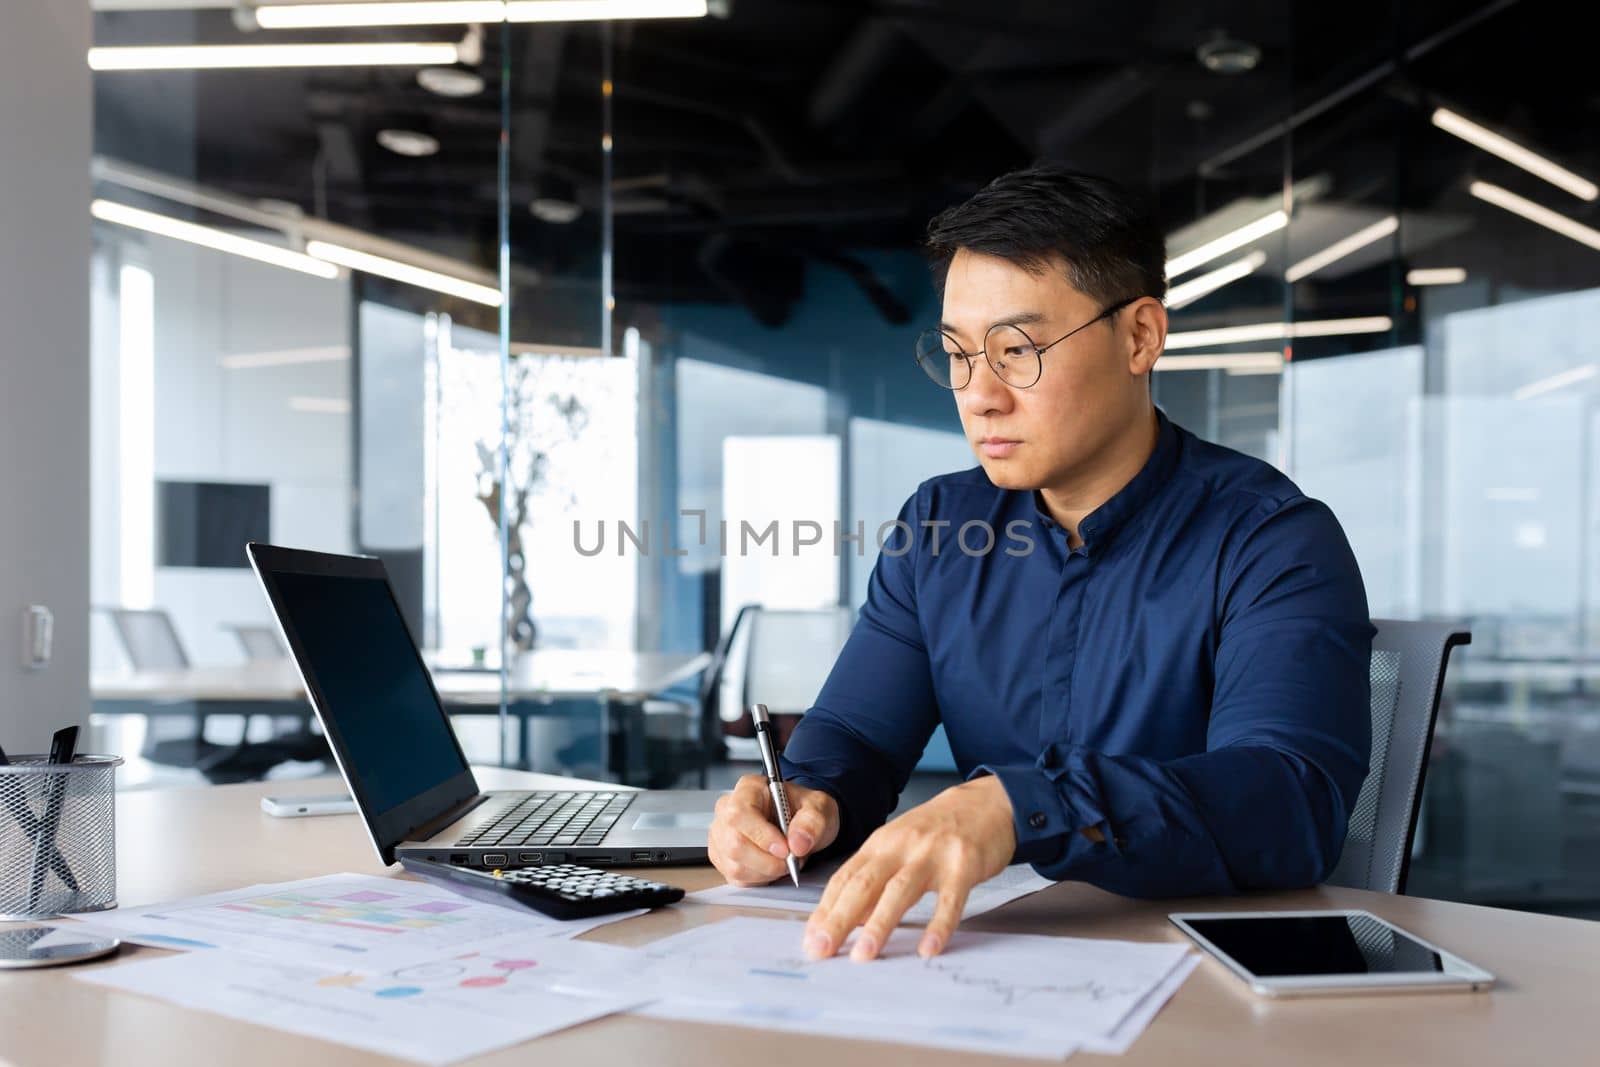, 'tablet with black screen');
1169,910,1495,997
